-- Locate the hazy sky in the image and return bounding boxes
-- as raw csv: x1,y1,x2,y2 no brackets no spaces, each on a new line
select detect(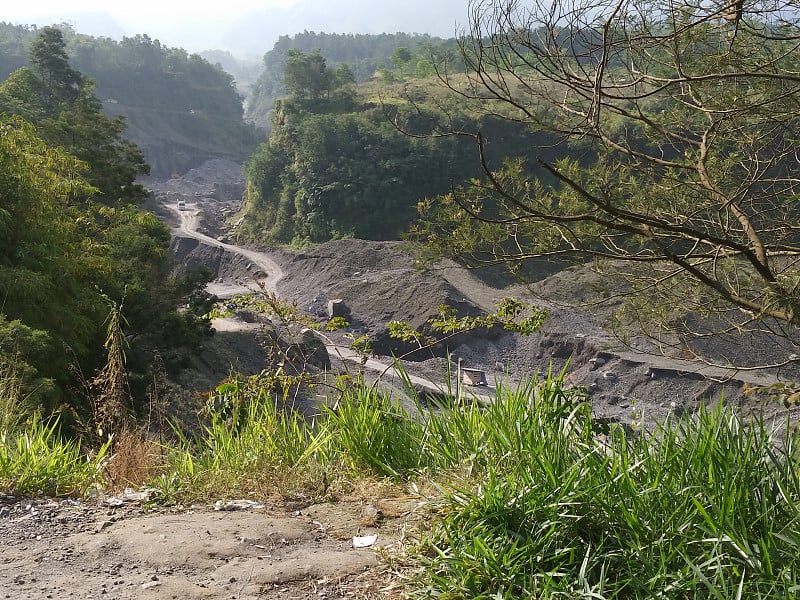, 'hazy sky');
5,0,470,57
4,0,297,26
